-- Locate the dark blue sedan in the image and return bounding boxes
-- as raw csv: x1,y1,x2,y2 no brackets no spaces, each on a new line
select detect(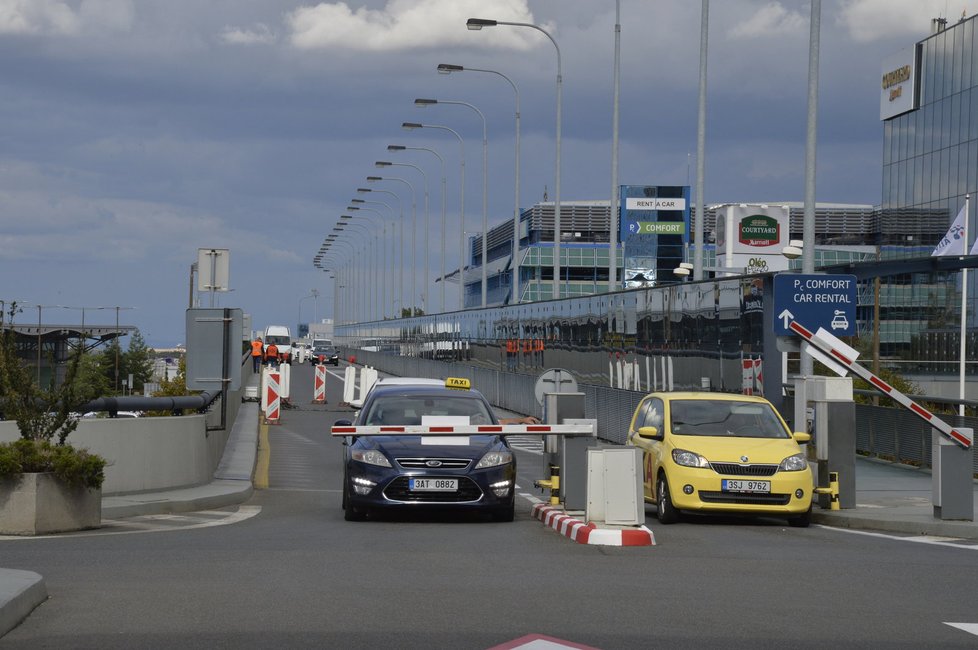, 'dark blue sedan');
335,379,516,522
